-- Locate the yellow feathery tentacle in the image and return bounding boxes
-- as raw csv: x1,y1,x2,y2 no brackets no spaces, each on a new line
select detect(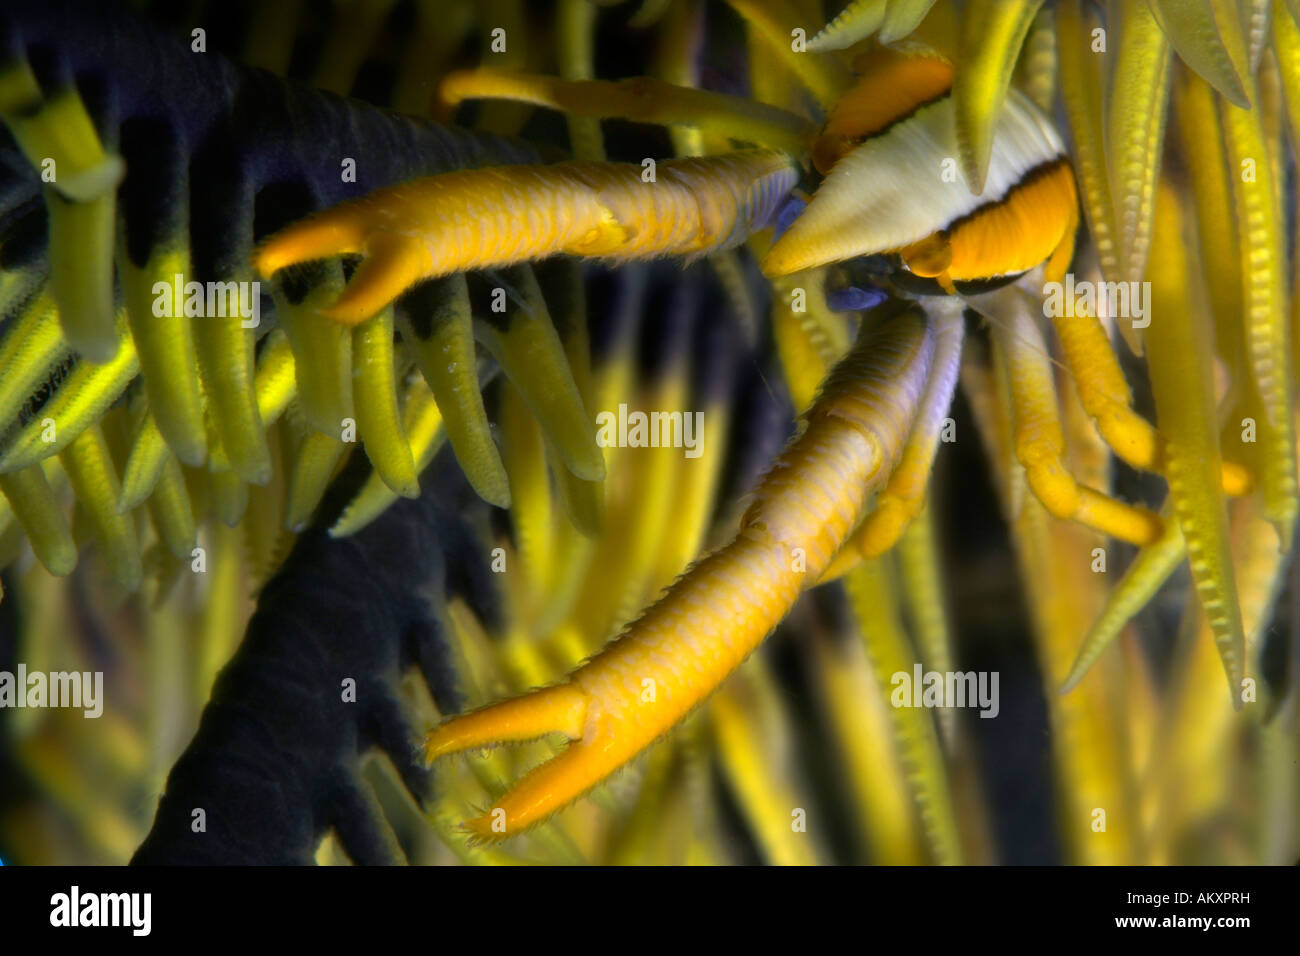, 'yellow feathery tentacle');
808,625,926,863
602,376,689,636
424,305,936,839
0,462,76,577
351,306,419,498
1107,0,1171,287
1147,0,1252,108
1056,1,1122,287
284,426,348,533
1275,0,1300,385
952,0,1043,194
1222,75,1299,549
270,264,355,437
0,310,138,474
655,382,732,588
1061,511,1184,692
208,466,249,528
497,382,556,605
880,0,941,45
1275,1,1300,172
251,329,298,428
1174,68,1245,370
1146,182,1247,704
191,286,270,486
145,457,196,561
772,283,834,413
439,70,815,155
540,261,604,538
0,290,68,432
118,330,294,514
1242,0,1272,71
1015,4,1058,114
60,424,141,592
557,0,606,162
330,377,447,538
723,0,853,109
845,558,962,864
709,662,826,866
0,60,124,362
652,0,709,157
255,151,799,325
807,0,887,52
118,247,208,467
896,501,957,746
473,266,605,487
968,335,1141,863
118,416,171,514
396,274,510,509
